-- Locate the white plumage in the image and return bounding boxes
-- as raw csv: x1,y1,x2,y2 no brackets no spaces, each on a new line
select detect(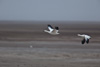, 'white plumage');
78,34,91,44
44,24,59,35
